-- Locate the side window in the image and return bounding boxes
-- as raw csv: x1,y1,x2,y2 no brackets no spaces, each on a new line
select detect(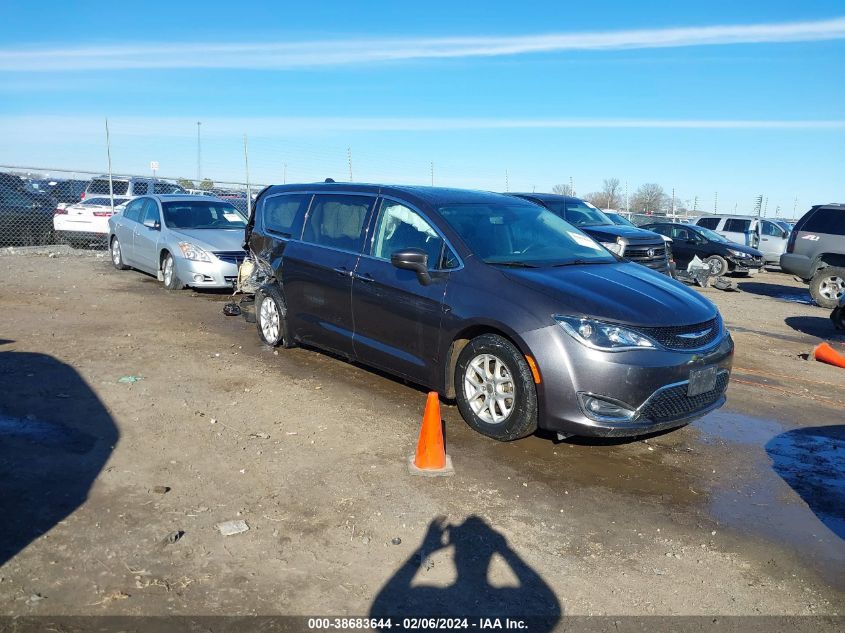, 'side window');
762,220,783,237
123,198,144,222
132,181,150,195
261,193,310,237
671,226,691,241
371,200,446,269
696,217,720,230
802,208,845,235
724,218,751,233
141,199,160,226
301,194,373,252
